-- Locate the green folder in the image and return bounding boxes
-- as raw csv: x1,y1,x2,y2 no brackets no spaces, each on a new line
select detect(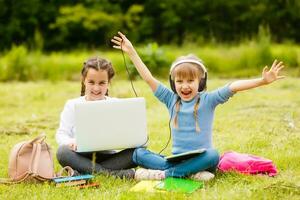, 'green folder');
155,177,204,193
